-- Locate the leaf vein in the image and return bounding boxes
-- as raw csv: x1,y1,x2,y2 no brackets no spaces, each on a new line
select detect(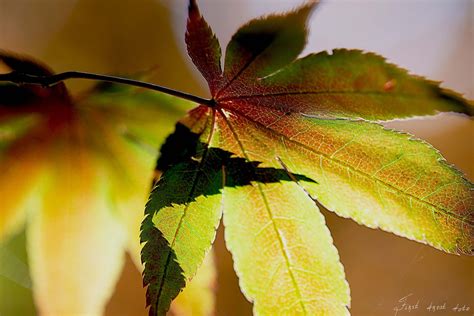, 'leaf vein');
217,108,308,315
218,90,445,103
225,107,473,226
155,109,217,310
